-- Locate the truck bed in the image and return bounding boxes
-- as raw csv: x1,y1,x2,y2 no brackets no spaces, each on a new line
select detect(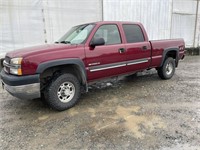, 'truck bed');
149,39,185,68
